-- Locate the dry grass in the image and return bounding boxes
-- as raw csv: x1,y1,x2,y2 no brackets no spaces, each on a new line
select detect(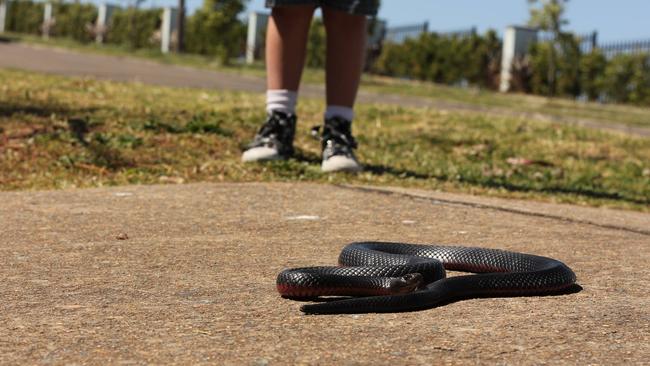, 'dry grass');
1,69,649,210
